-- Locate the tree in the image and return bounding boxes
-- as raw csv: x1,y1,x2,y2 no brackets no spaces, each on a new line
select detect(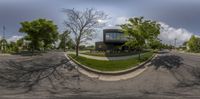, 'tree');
0,39,8,53
8,41,19,53
16,38,24,47
183,41,188,46
148,39,162,50
63,8,108,56
58,30,74,51
19,19,59,53
188,35,200,52
120,17,160,59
